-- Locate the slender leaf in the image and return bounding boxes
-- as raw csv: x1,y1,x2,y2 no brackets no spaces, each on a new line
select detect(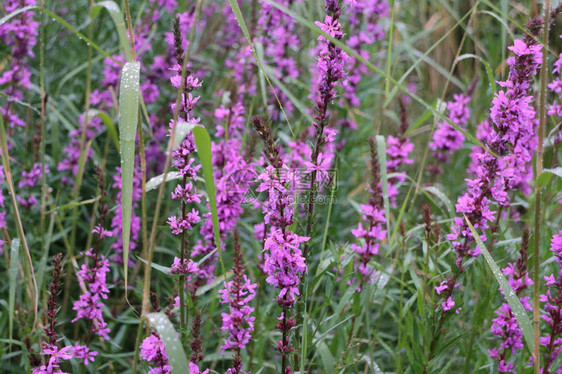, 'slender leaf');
90,1,132,60
464,215,535,354
118,61,140,289
8,239,20,345
456,54,497,94
192,126,224,273
86,109,119,150
145,171,183,191
423,186,454,218
376,135,391,245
